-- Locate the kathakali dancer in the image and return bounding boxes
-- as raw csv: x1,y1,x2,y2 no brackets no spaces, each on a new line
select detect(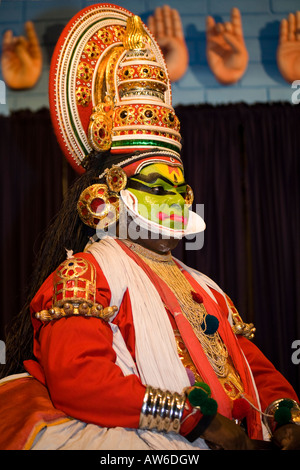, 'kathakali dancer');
0,3,299,450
